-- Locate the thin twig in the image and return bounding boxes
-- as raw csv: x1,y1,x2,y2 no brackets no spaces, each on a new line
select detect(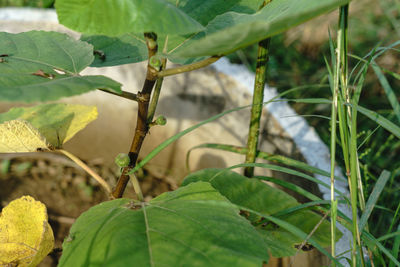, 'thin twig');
98,88,138,102
157,56,220,78
57,149,112,194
